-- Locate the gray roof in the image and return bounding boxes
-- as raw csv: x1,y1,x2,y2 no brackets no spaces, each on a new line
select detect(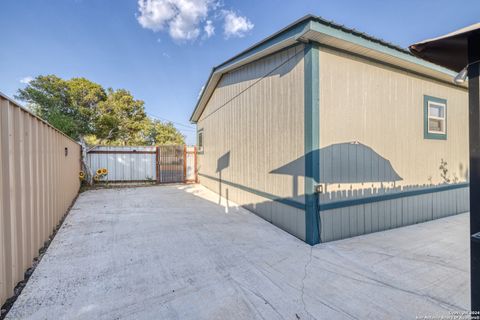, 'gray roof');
190,15,459,123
